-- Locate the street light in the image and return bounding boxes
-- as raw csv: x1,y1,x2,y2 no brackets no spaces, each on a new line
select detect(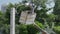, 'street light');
10,8,15,34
